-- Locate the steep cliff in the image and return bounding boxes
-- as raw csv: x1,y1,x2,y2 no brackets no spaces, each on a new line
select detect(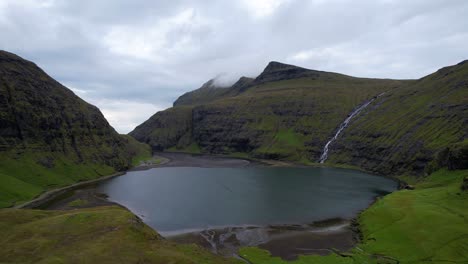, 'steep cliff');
131,62,406,161
329,60,468,176
131,60,467,176
0,51,149,207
